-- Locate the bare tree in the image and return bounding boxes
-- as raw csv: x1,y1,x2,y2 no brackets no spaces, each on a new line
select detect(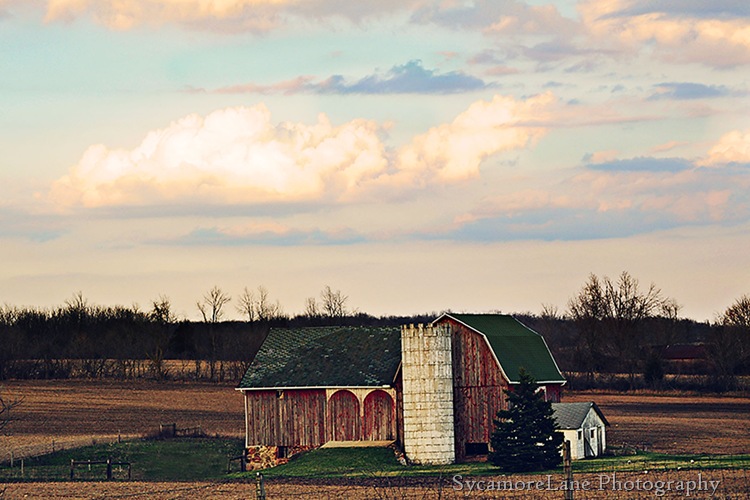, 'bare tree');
236,286,284,322
568,271,671,385
0,389,22,433
237,287,257,321
709,294,750,390
151,295,176,324
320,285,348,318
304,297,320,318
146,296,176,380
196,287,231,381
722,295,750,329
197,286,231,323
